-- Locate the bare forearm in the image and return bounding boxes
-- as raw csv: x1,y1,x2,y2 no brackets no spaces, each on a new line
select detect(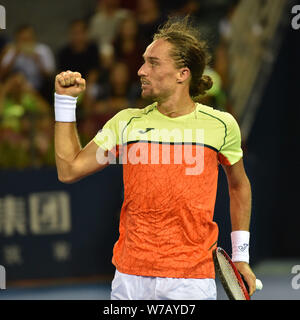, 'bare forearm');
54,71,106,183
54,122,82,181
229,177,252,231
